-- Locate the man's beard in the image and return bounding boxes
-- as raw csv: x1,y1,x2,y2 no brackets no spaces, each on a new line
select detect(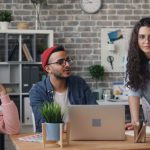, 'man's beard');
54,72,70,80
